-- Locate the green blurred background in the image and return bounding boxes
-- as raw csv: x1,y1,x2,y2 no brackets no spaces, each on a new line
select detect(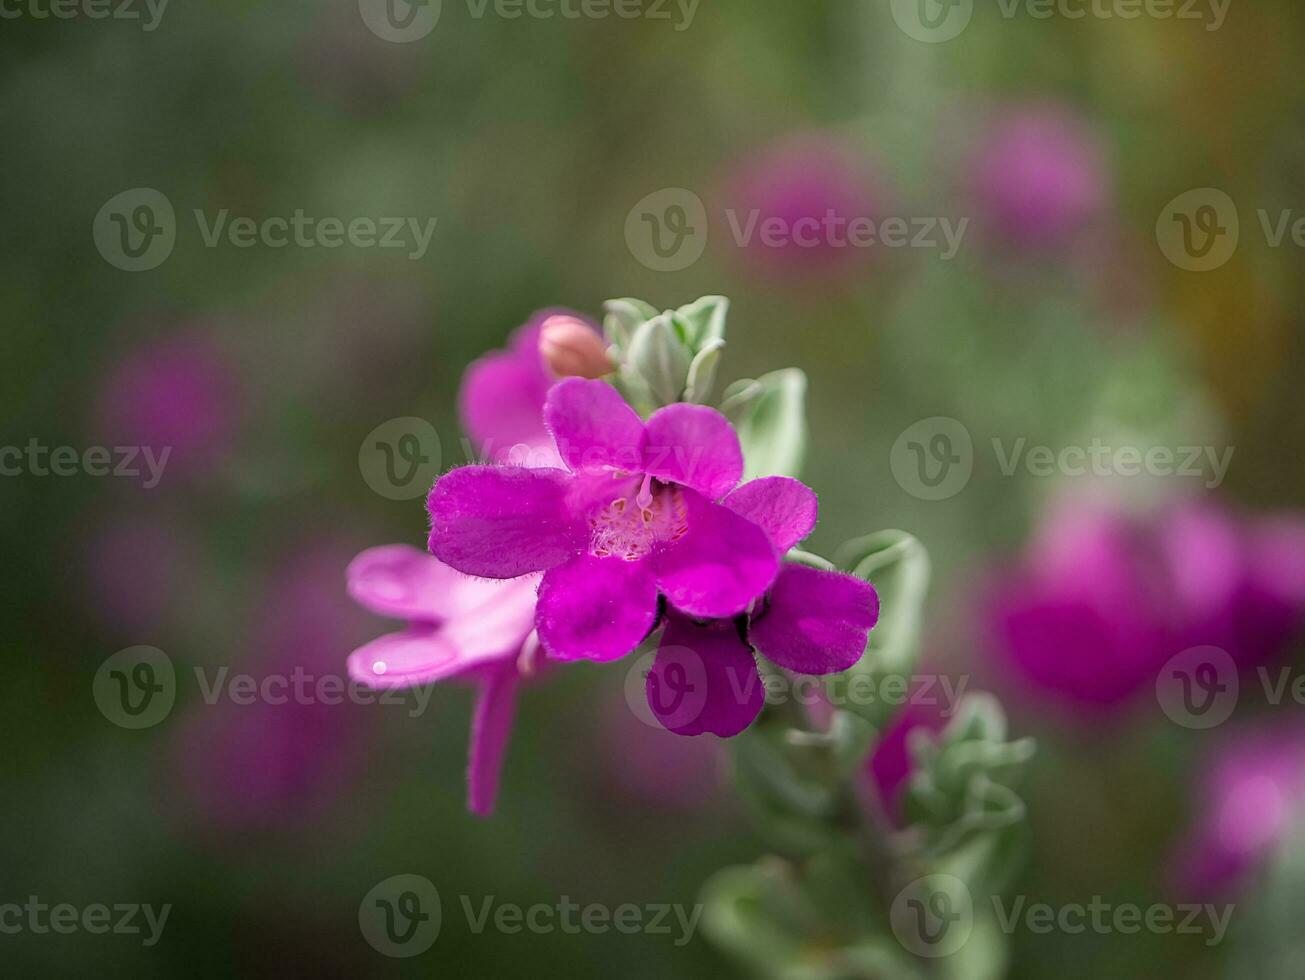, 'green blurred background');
5,0,1305,976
